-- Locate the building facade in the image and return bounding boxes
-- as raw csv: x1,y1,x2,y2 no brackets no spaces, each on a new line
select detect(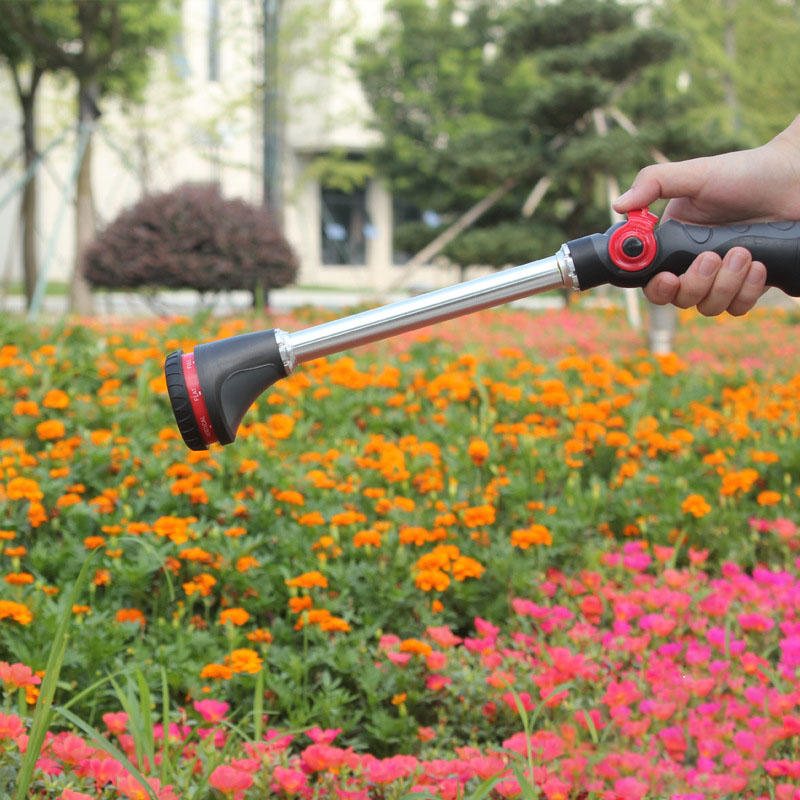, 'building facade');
0,0,468,299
